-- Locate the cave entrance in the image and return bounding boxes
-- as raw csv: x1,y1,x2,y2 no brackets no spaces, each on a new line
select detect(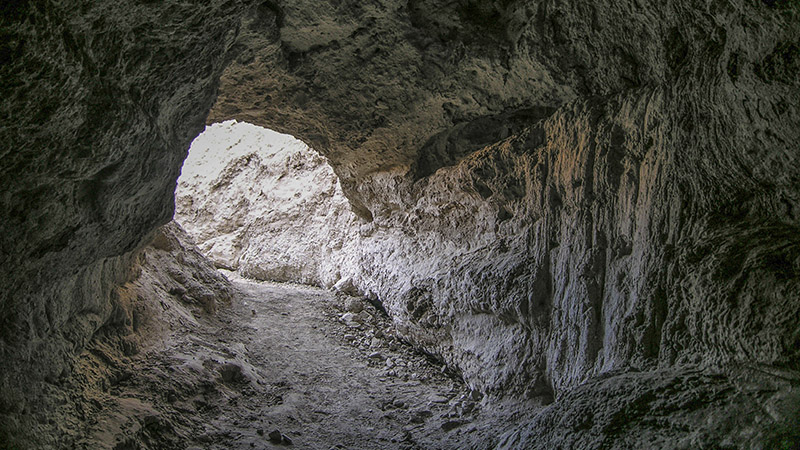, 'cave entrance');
174,120,357,288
